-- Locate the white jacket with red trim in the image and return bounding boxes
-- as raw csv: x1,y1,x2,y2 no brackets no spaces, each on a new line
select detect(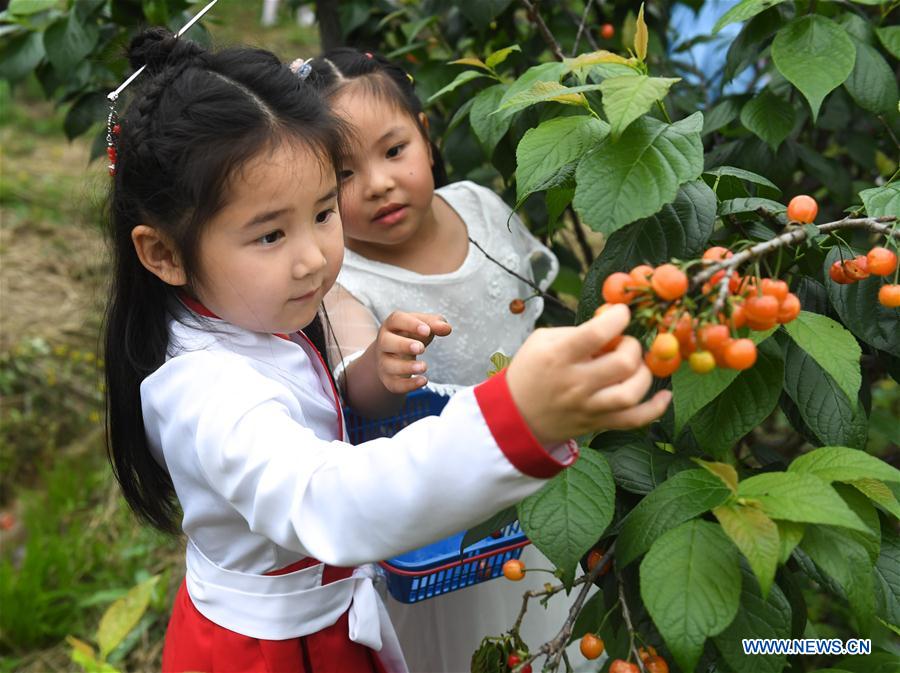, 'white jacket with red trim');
140,309,577,663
